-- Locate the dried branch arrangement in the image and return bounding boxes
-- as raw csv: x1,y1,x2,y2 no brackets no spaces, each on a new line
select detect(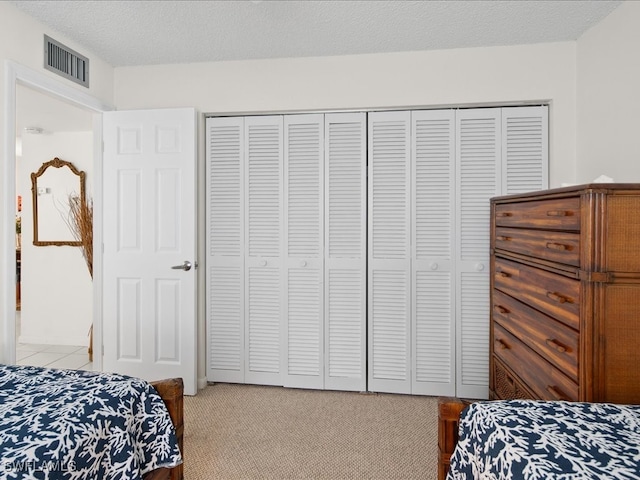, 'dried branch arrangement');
68,194,93,278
